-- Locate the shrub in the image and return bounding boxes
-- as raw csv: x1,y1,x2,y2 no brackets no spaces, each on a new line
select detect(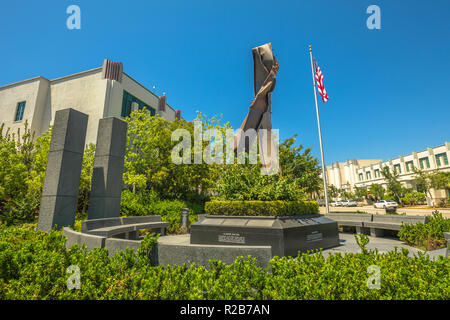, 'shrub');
120,190,203,233
205,200,319,216
0,223,448,300
398,211,450,250
401,191,427,206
